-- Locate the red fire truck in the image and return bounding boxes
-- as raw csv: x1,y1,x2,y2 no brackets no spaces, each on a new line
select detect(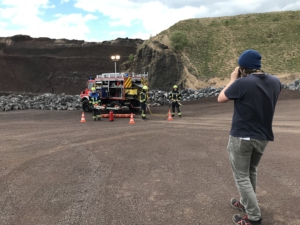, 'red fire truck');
80,72,148,112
